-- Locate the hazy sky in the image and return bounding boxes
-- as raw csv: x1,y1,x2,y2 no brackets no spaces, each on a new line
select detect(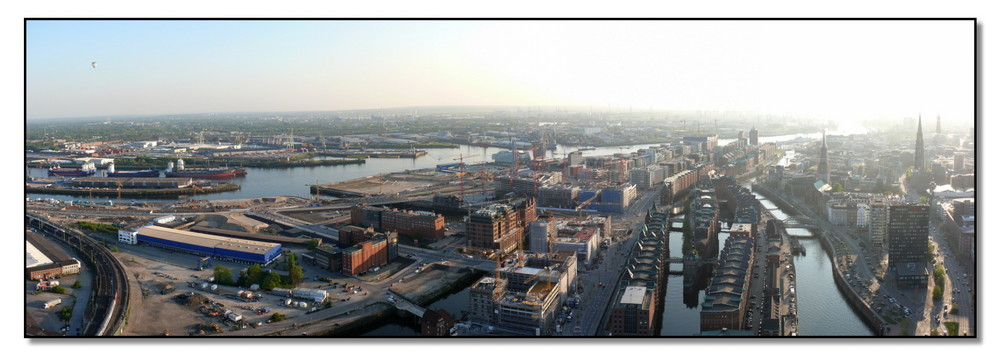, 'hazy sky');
26,20,973,123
